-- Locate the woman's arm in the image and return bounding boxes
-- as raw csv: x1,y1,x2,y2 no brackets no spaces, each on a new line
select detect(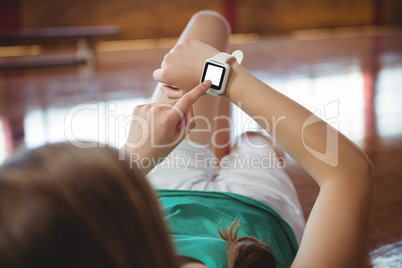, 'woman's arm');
224,61,373,268
154,38,373,267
